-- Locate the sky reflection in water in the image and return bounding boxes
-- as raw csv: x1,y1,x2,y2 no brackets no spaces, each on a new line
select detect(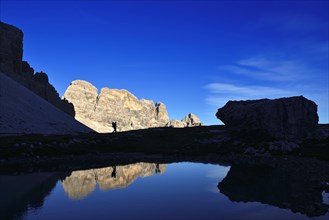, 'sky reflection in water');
1,162,327,220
